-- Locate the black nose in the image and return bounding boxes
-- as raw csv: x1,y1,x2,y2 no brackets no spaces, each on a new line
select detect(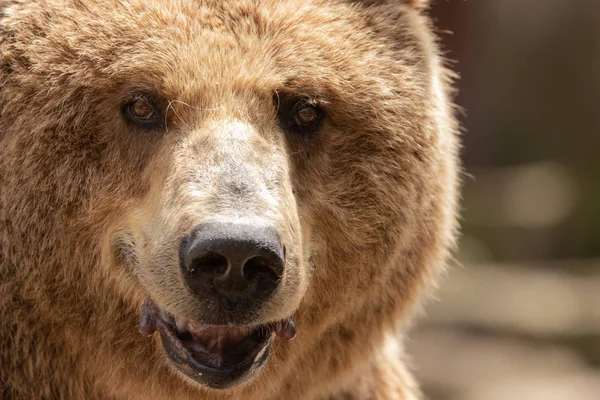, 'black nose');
180,221,285,308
